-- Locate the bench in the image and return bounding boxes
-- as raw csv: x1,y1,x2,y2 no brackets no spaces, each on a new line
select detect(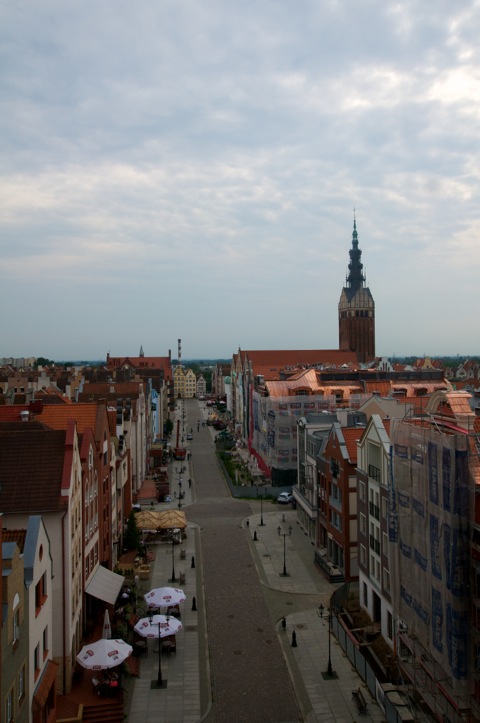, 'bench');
352,687,368,715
